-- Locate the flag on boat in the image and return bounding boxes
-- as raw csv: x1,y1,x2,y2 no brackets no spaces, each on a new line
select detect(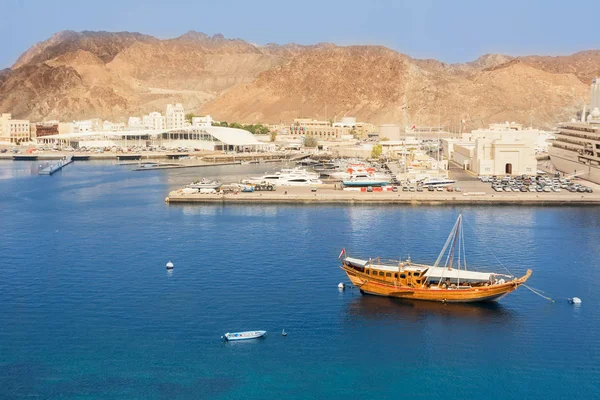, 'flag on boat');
338,248,346,259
